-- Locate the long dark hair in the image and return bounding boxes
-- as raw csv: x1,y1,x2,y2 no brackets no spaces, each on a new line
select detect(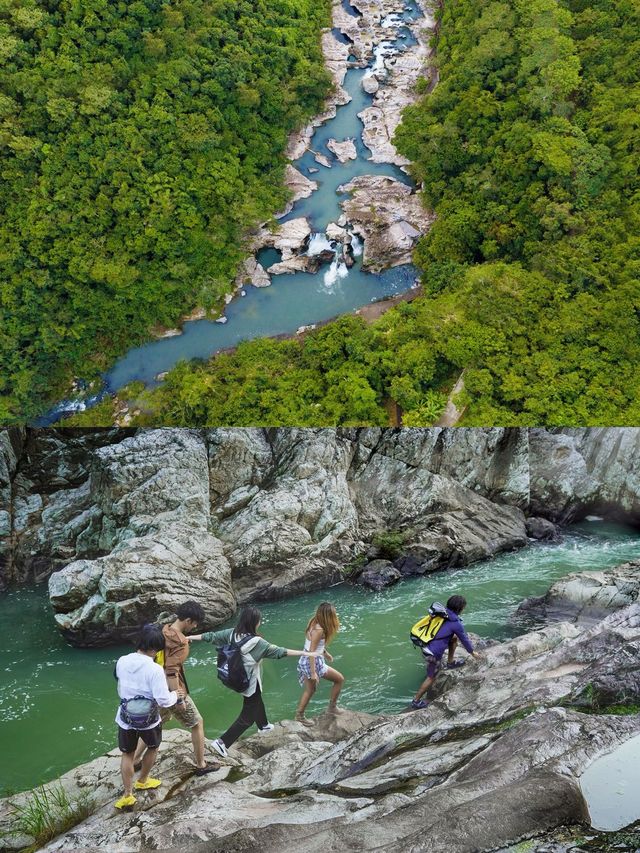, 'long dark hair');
235,606,261,636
